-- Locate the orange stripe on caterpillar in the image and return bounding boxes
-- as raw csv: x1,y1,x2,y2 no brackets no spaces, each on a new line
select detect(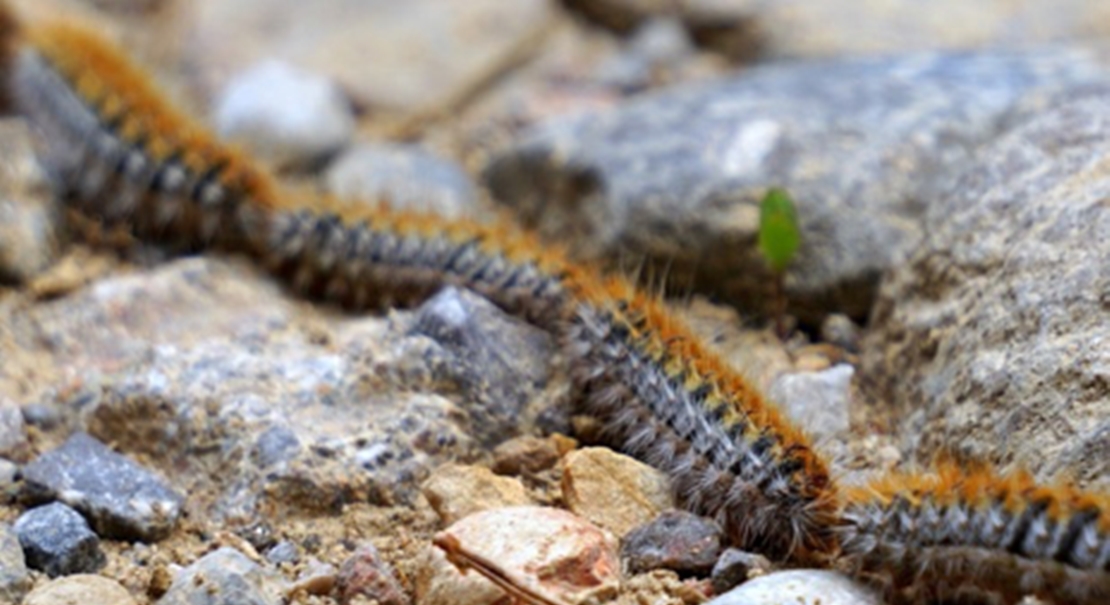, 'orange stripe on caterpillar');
9,17,278,246
838,464,1110,604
